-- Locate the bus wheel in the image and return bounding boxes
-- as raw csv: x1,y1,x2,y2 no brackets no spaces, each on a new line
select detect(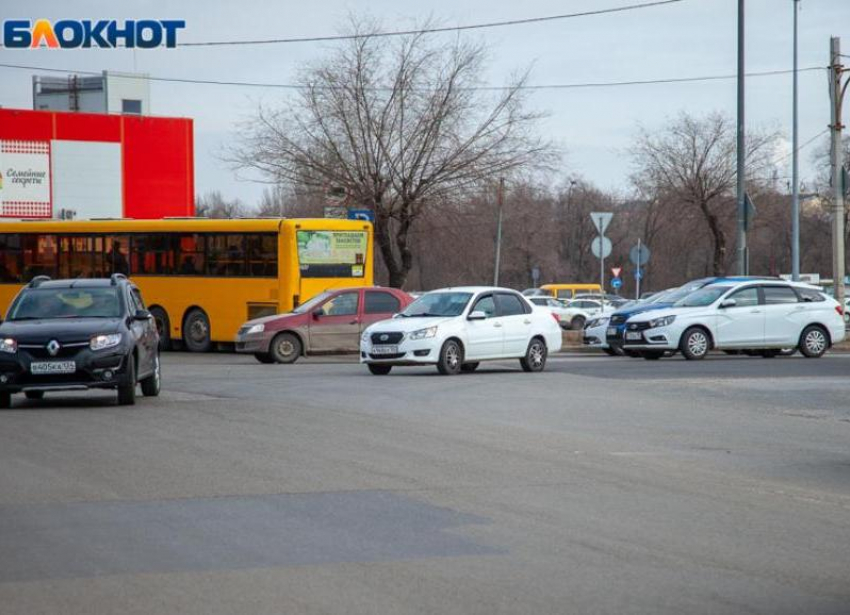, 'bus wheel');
150,306,171,351
183,308,212,353
270,333,301,364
